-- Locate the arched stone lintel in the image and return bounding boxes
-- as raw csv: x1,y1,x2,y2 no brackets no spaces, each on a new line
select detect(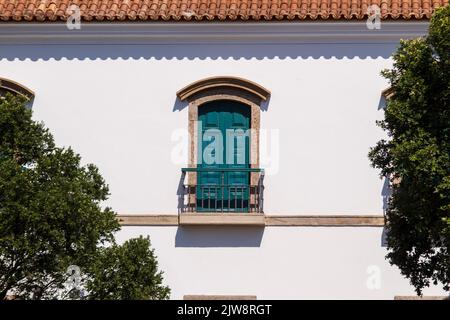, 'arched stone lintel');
177,76,271,102
0,77,34,100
